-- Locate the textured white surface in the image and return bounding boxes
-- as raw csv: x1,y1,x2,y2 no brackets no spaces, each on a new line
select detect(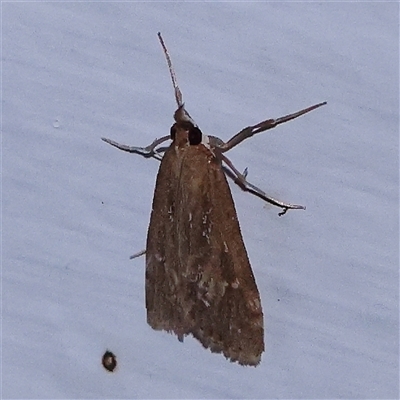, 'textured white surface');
3,2,398,399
